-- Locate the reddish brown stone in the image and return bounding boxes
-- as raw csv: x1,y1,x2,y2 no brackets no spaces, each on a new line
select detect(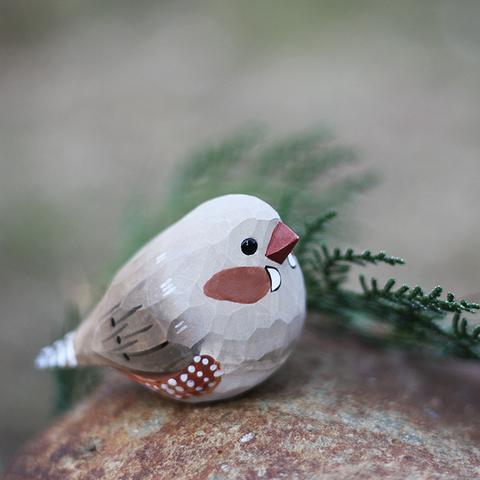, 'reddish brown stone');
4,321,480,479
